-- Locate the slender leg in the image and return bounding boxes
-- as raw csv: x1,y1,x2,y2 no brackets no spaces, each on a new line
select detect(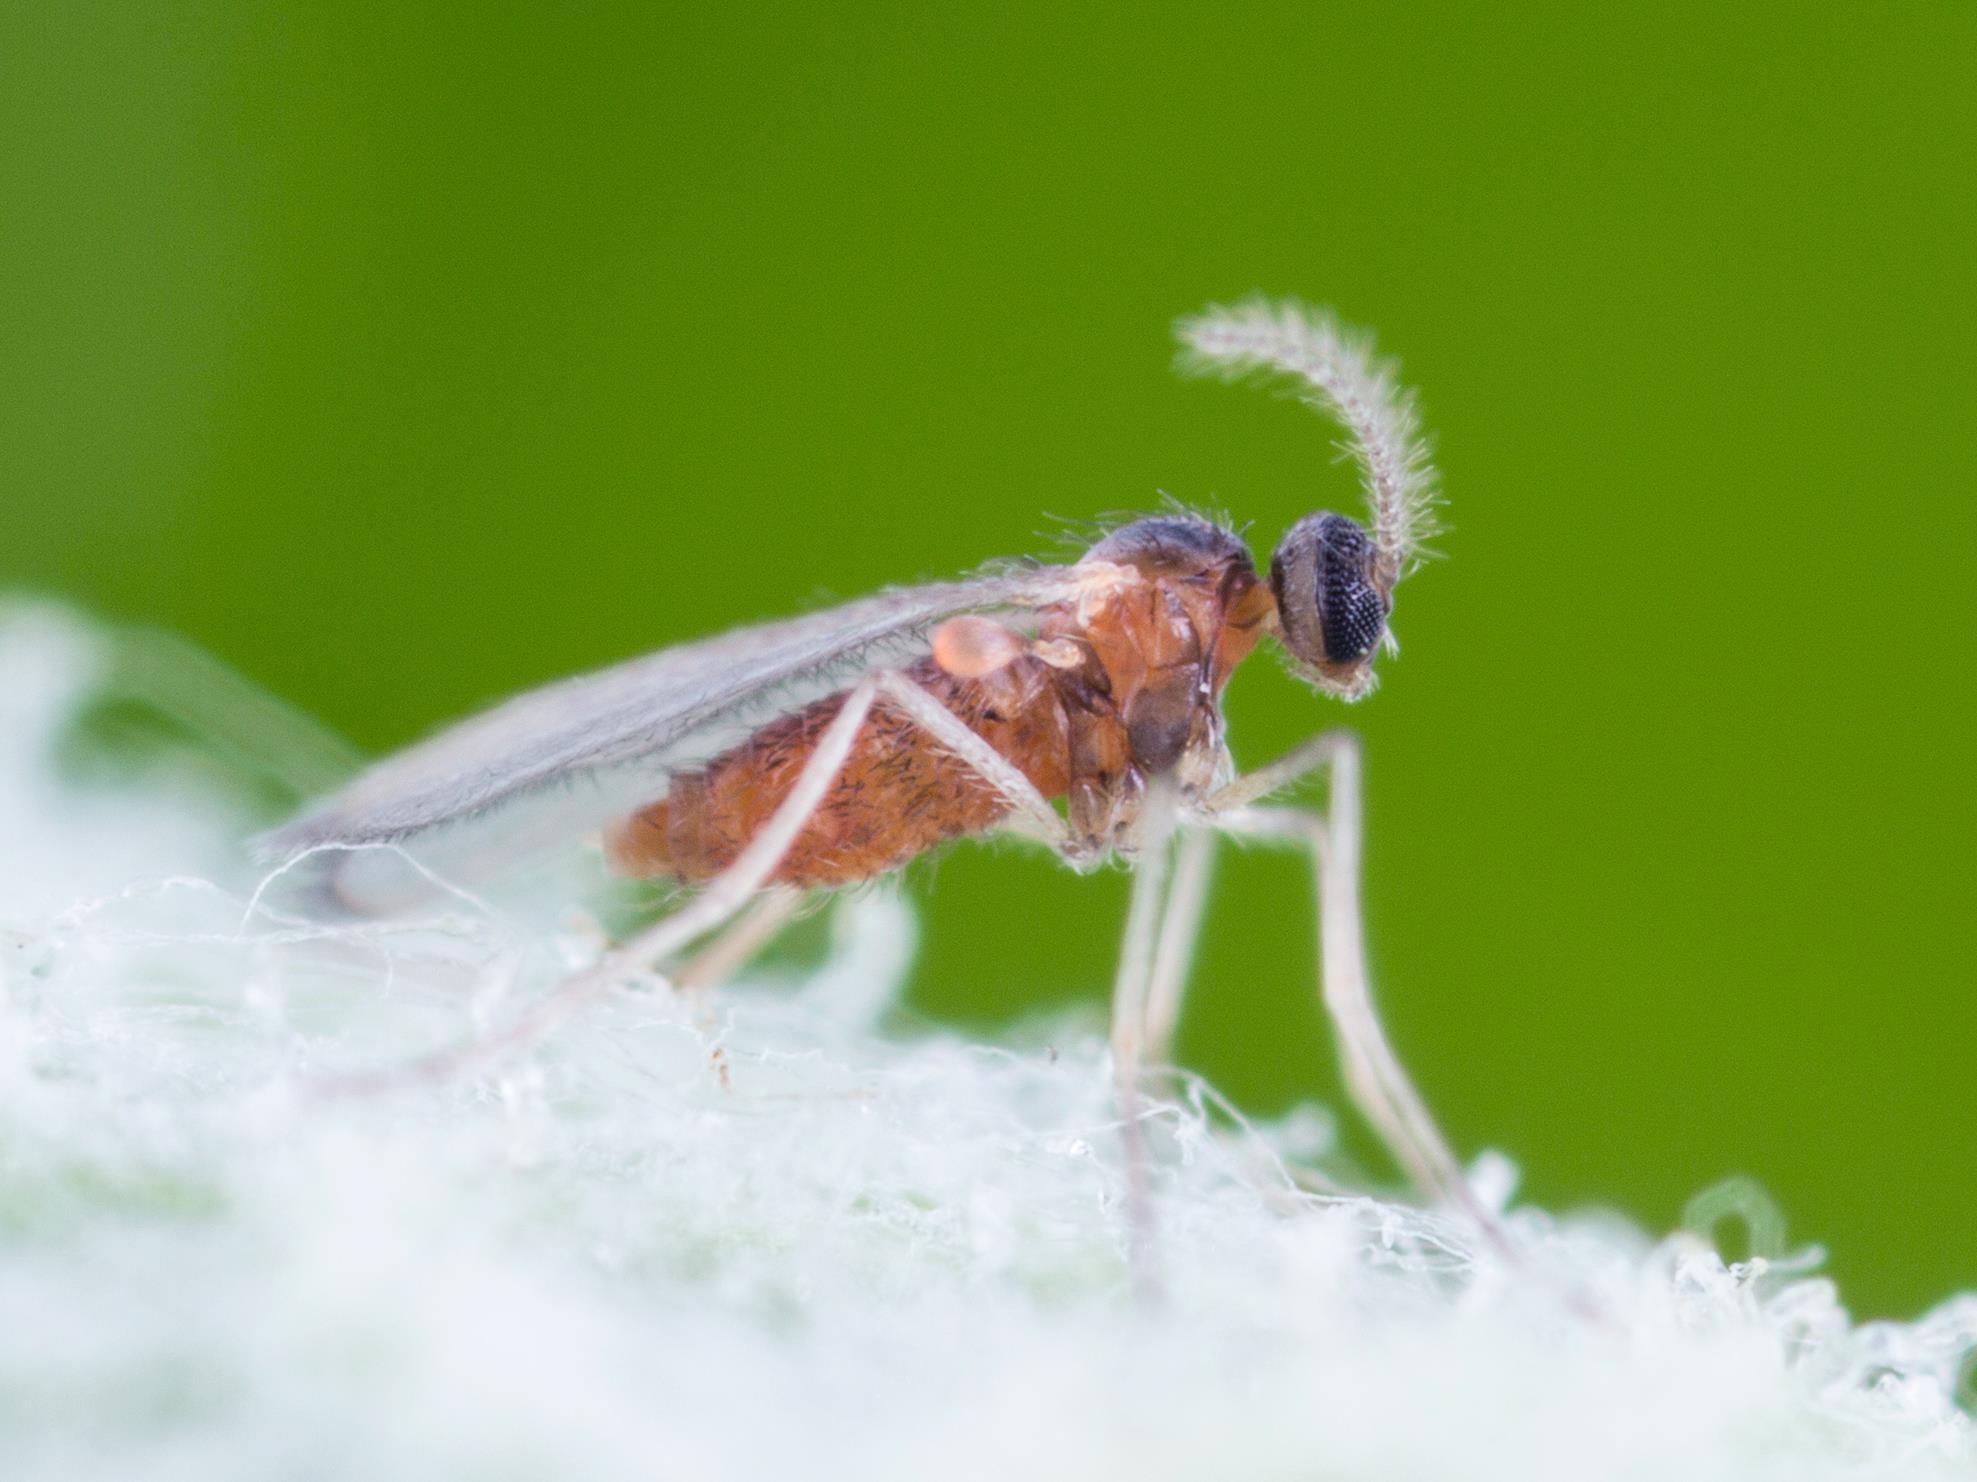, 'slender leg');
882,667,1178,1280
1111,788,1177,1288
672,885,806,991
1142,826,1216,1067
873,671,1092,864
1214,801,1465,1206
1111,801,1174,1090
317,670,1099,1098
1203,729,1349,813
313,678,882,1096
1199,732,1497,1239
